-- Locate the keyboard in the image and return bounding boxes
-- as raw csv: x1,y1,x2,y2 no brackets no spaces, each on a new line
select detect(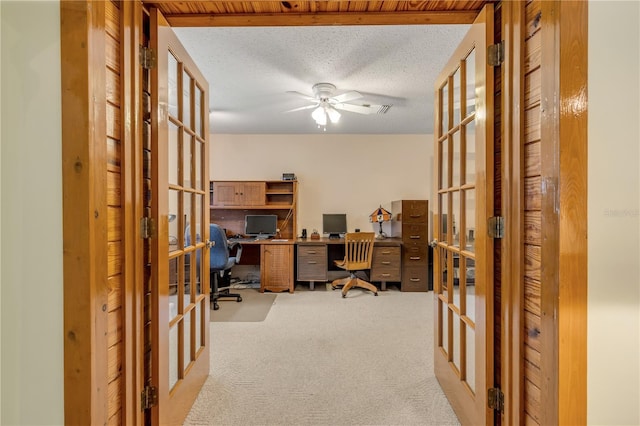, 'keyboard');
229,237,256,243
